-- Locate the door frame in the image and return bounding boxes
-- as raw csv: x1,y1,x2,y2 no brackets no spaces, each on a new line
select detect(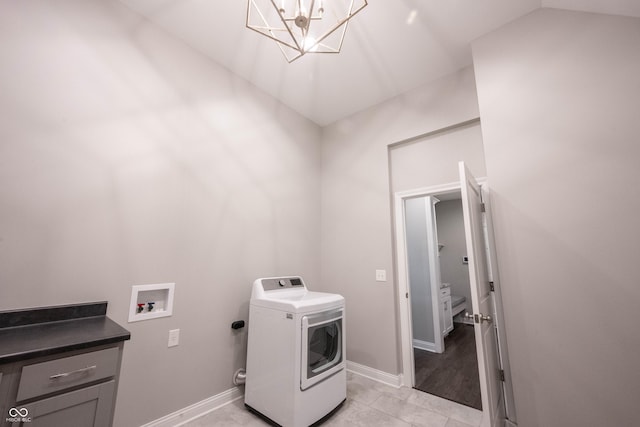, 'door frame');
394,177,517,425
425,195,443,353
394,181,470,387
